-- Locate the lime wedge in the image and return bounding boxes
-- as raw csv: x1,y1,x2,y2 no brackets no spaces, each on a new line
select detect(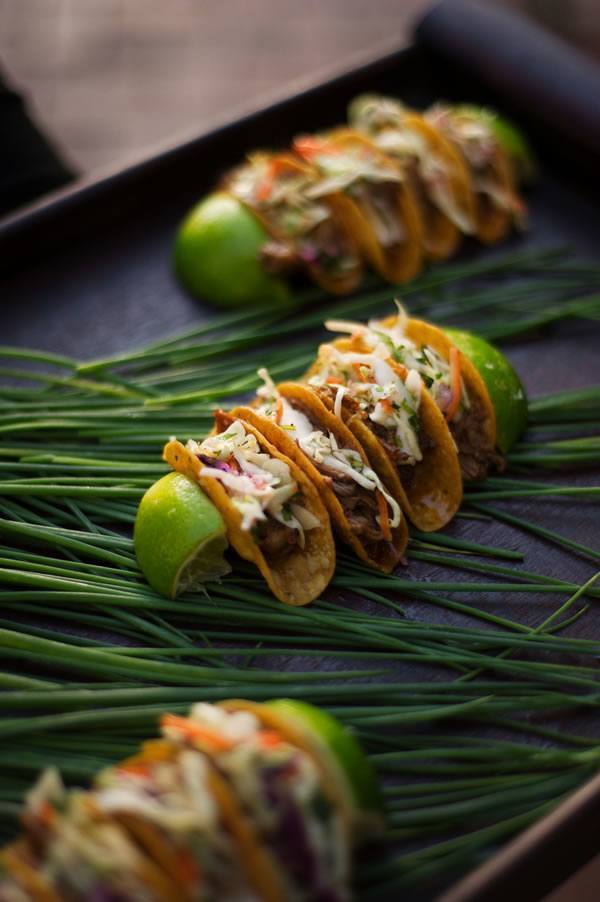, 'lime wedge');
173,192,292,308
134,472,230,599
443,327,528,453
